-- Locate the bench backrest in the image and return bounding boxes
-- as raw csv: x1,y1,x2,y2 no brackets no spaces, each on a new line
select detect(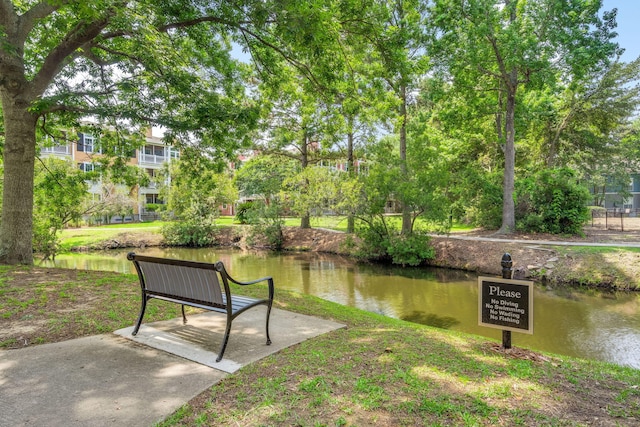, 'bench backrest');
128,253,229,307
